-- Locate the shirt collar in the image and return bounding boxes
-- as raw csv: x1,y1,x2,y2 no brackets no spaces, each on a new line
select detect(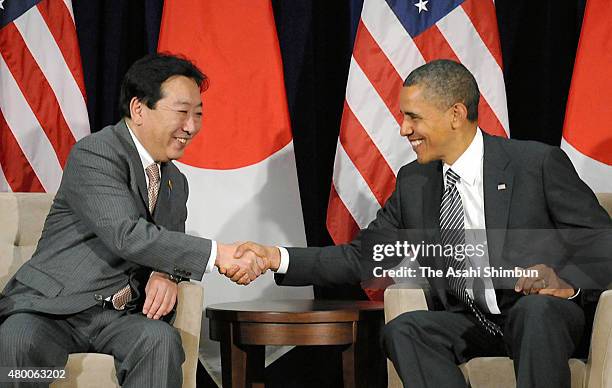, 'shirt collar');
126,121,157,172
442,128,483,186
